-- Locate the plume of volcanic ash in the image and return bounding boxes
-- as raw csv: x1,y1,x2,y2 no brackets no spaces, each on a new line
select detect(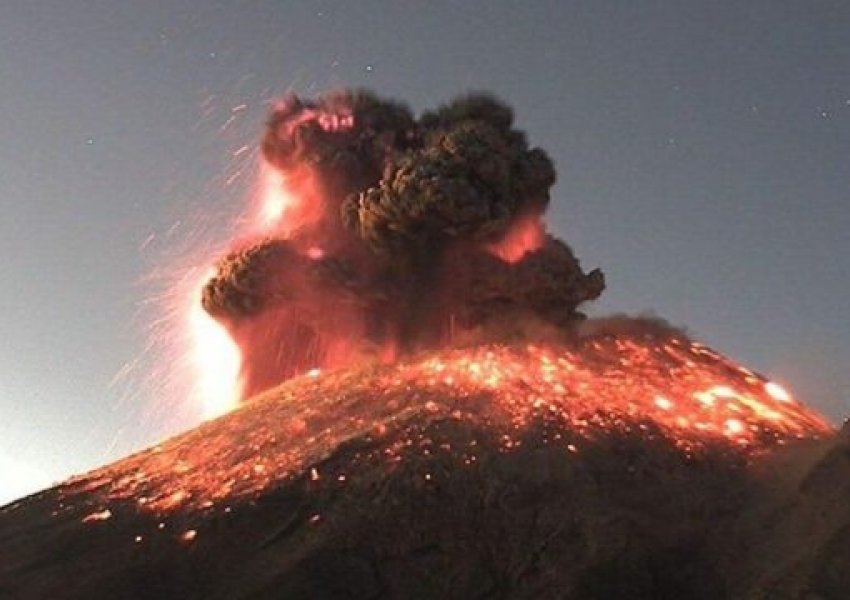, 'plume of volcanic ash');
201,90,604,399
